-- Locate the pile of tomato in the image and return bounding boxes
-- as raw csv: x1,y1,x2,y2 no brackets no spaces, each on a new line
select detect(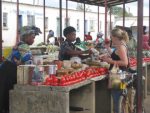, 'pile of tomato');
43,67,108,86
129,57,150,67
129,58,137,67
